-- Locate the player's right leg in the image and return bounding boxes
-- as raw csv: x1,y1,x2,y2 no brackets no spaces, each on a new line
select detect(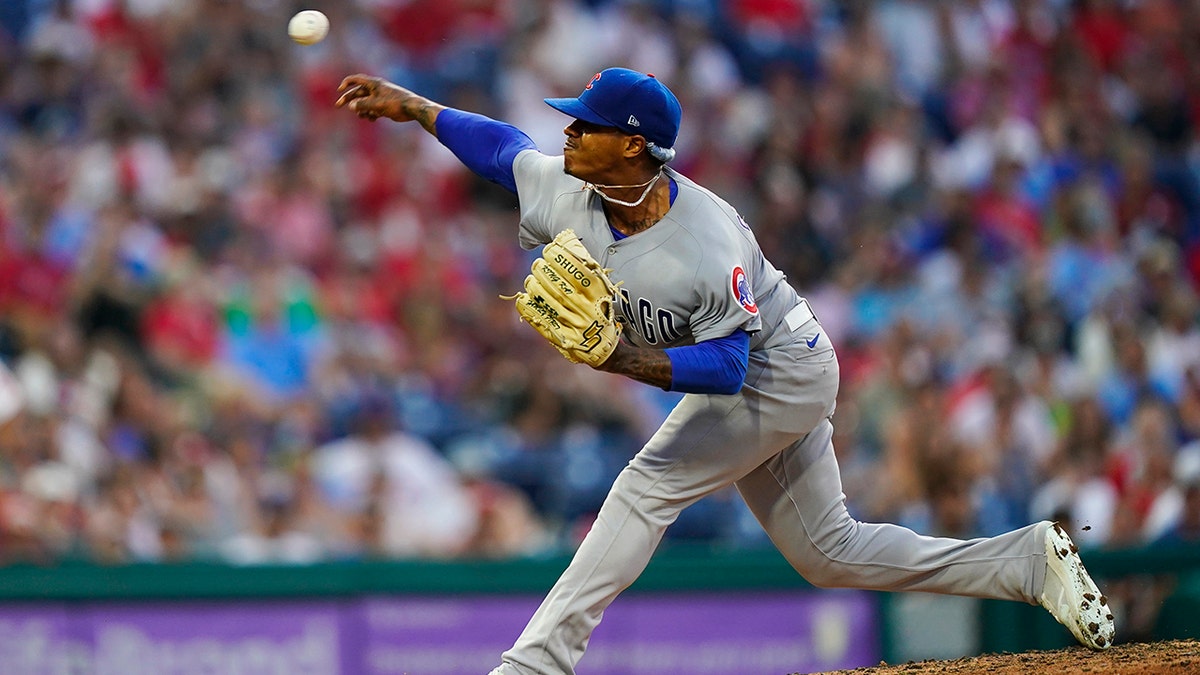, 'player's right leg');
493,349,842,674
493,393,765,675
